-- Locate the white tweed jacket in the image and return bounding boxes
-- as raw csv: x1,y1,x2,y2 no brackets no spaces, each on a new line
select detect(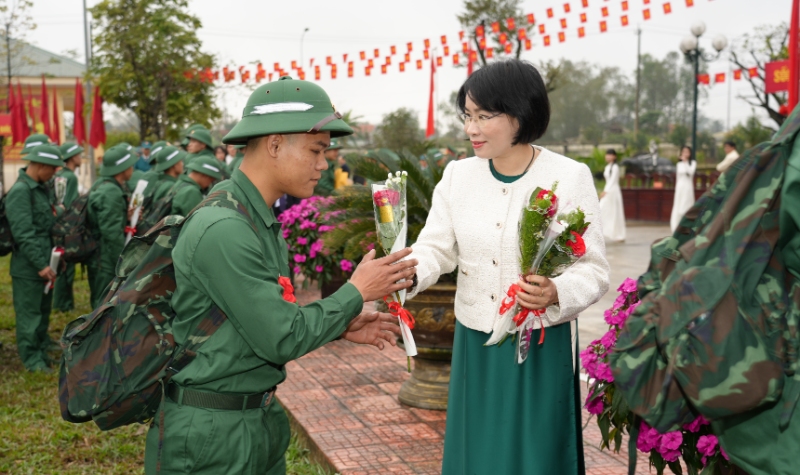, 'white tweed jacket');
408,147,610,334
